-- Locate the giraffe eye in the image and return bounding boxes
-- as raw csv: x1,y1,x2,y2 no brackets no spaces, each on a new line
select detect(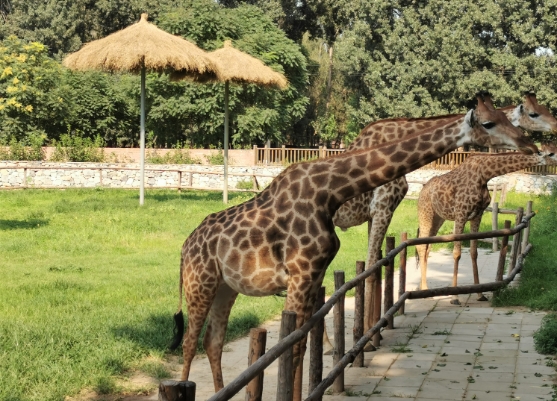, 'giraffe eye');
529,113,540,118
481,122,496,129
